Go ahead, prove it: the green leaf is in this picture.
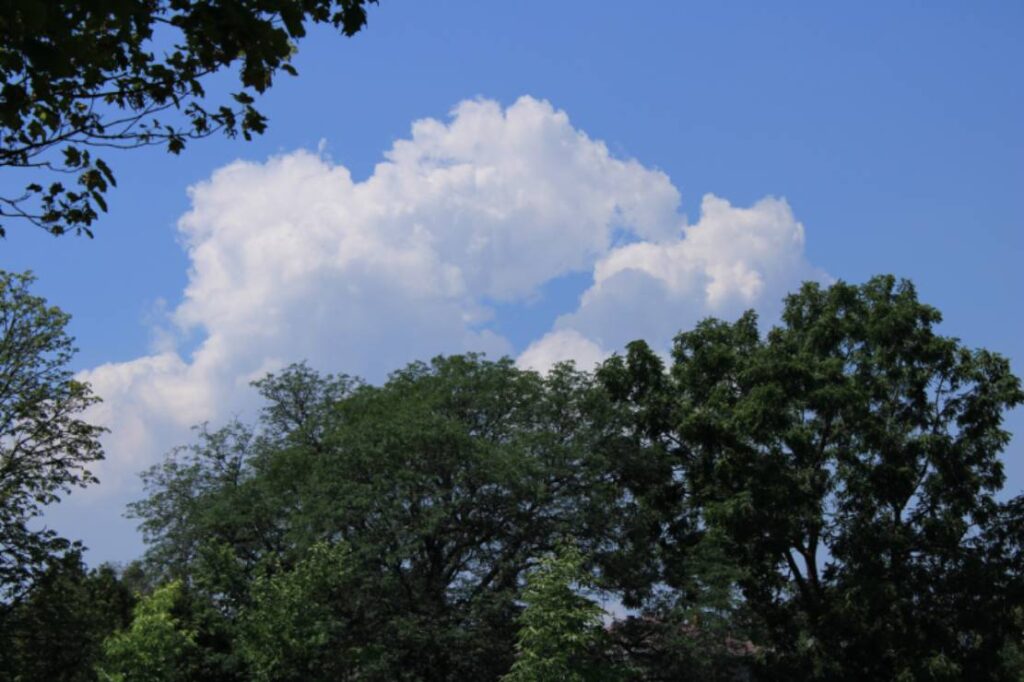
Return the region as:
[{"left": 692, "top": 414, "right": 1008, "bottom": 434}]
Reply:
[{"left": 95, "top": 159, "right": 117, "bottom": 187}]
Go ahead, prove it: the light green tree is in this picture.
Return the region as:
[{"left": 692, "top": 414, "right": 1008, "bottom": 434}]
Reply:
[
  {"left": 502, "top": 545, "right": 620, "bottom": 682},
  {"left": 97, "top": 581, "right": 198, "bottom": 682}
]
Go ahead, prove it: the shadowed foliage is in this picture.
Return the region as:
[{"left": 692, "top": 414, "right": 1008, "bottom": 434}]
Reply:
[{"left": 0, "top": 0, "right": 377, "bottom": 237}]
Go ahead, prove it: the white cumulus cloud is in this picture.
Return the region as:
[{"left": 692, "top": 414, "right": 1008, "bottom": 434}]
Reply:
[{"left": 76, "top": 95, "right": 688, "bottom": 493}]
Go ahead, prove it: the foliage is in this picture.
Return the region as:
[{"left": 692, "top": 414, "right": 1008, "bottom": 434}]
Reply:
[
  {"left": 96, "top": 580, "right": 198, "bottom": 682},
  {"left": 598, "top": 275, "right": 1024, "bottom": 680},
  {"left": 0, "top": 551, "right": 135, "bottom": 681},
  {"left": 128, "top": 419, "right": 261, "bottom": 583},
  {"left": 114, "top": 275, "right": 1024, "bottom": 680},
  {"left": 606, "top": 533, "right": 760, "bottom": 681},
  {"left": 502, "top": 544, "right": 619, "bottom": 682},
  {"left": 238, "top": 541, "right": 372, "bottom": 681},
  {"left": 129, "top": 355, "right": 622, "bottom": 680},
  {"left": 0, "top": 270, "right": 104, "bottom": 600},
  {"left": 0, "top": 0, "right": 377, "bottom": 237}
]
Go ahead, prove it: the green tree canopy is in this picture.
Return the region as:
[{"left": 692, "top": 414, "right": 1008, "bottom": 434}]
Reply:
[
  {"left": 0, "top": 0, "right": 377, "bottom": 237},
  {"left": 598, "top": 275, "right": 1024, "bottom": 680},
  {"left": 0, "top": 551, "right": 135, "bottom": 681},
  {"left": 129, "top": 355, "right": 622, "bottom": 680},
  {"left": 119, "top": 275, "right": 1024, "bottom": 681}
]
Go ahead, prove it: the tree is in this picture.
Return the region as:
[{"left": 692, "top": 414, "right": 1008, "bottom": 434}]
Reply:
[
  {"left": 502, "top": 544, "right": 620, "bottom": 682},
  {"left": 97, "top": 581, "right": 199, "bottom": 682},
  {"left": 0, "top": 270, "right": 105, "bottom": 600},
  {"left": 0, "top": 0, "right": 378, "bottom": 238},
  {"left": 605, "top": 533, "right": 761, "bottom": 681},
  {"left": 598, "top": 275, "right": 1024, "bottom": 680},
  {"left": 119, "top": 276, "right": 1023, "bottom": 679},
  {"left": 0, "top": 550, "right": 135, "bottom": 681},
  {"left": 129, "top": 356, "right": 622, "bottom": 680},
  {"left": 238, "top": 541, "right": 373, "bottom": 681}
]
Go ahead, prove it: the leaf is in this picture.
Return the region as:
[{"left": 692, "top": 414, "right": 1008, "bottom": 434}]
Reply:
[
  {"left": 90, "top": 190, "right": 108, "bottom": 213},
  {"left": 95, "top": 159, "right": 117, "bottom": 187},
  {"left": 63, "top": 147, "right": 82, "bottom": 168},
  {"left": 280, "top": 6, "right": 306, "bottom": 38}
]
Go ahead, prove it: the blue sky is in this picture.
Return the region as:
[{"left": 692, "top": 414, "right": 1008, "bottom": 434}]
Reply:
[{"left": 2, "top": 1, "right": 1022, "bottom": 565}]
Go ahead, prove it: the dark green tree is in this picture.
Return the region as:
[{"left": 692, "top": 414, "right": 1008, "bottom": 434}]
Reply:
[
  {"left": 121, "top": 276, "right": 1022, "bottom": 680},
  {"left": 129, "top": 356, "right": 622, "bottom": 680},
  {"left": 598, "top": 275, "right": 1024, "bottom": 680},
  {"left": 0, "top": 0, "right": 377, "bottom": 237},
  {"left": 128, "top": 364, "right": 361, "bottom": 591},
  {"left": 0, "top": 270, "right": 105, "bottom": 600},
  {"left": 605, "top": 533, "right": 761, "bottom": 681},
  {"left": 0, "top": 551, "right": 135, "bottom": 681}
]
